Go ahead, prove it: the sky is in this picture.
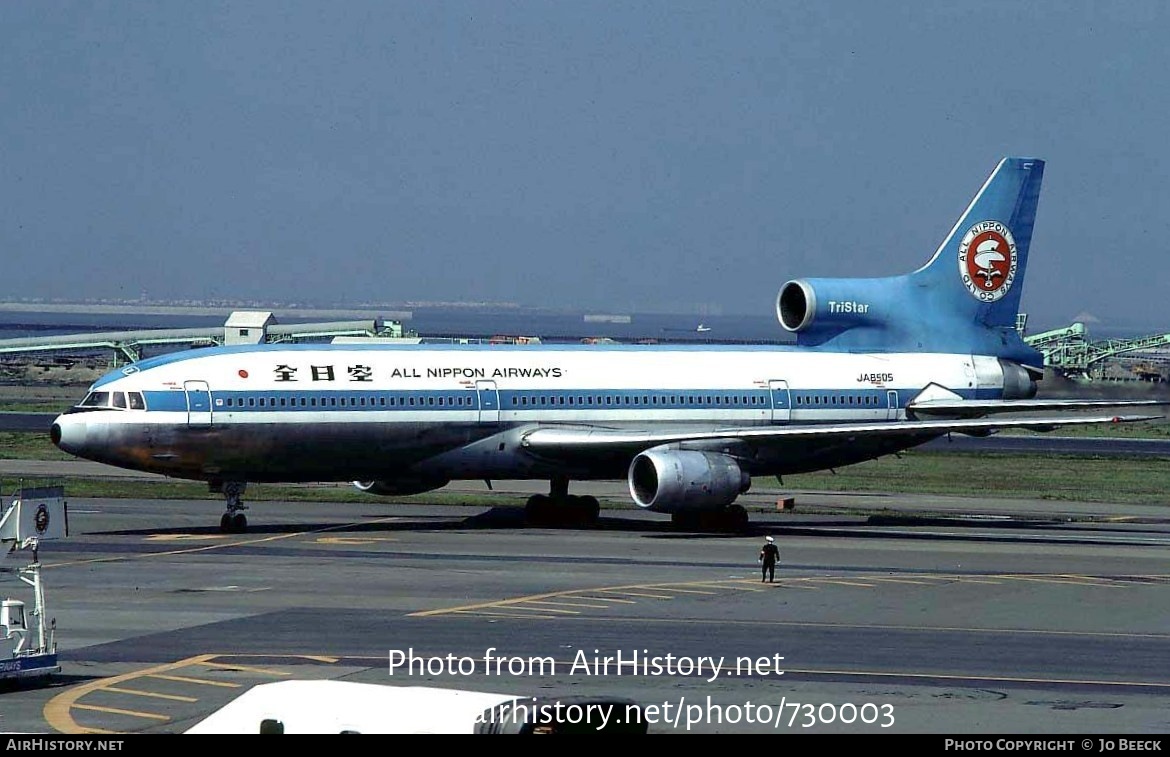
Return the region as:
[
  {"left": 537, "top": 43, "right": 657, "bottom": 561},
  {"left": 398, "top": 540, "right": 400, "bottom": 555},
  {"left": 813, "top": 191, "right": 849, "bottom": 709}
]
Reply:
[{"left": 3, "top": 1, "right": 1169, "bottom": 330}]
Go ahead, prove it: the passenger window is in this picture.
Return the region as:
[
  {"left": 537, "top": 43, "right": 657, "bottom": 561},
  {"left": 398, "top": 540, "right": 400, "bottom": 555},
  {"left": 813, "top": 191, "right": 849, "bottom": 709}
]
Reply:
[{"left": 112, "top": 392, "right": 127, "bottom": 409}]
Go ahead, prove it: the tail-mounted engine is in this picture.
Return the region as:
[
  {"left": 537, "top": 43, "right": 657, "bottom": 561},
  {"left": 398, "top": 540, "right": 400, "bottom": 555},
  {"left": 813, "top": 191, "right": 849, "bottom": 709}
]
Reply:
[{"left": 776, "top": 277, "right": 903, "bottom": 346}]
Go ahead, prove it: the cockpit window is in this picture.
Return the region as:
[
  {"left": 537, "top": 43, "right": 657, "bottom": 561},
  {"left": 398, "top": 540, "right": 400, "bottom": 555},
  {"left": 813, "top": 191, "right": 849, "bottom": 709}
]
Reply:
[
  {"left": 80, "top": 391, "right": 110, "bottom": 408},
  {"left": 112, "top": 392, "right": 127, "bottom": 409},
  {"left": 128, "top": 392, "right": 146, "bottom": 410}
]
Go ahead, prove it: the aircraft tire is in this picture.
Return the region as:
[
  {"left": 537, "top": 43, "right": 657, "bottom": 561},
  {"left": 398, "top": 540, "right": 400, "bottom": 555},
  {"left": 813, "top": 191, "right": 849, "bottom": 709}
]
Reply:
[
  {"left": 525, "top": 494, "right": 552, "bottom": 525},
  {"left": 231, "top": 513, "right": 248, "bottom": 533},
  {"left": 725, "top": 504, "right": 749, "bottom": 532},
  {"left": 578, "top": 495, "right": 600, "bottom": 523}
]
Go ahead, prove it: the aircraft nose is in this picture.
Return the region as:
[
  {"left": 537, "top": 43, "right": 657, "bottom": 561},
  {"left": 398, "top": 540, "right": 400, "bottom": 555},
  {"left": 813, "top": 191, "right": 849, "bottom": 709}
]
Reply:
[{"left": 51, "top": 415, "right": 87, "bottom": 455}]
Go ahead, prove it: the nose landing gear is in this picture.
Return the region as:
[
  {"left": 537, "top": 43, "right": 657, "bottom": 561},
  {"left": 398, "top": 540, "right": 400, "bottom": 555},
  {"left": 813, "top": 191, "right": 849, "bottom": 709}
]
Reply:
[{"left": 214, "top": 481, "right": 249, "bottom": 533}]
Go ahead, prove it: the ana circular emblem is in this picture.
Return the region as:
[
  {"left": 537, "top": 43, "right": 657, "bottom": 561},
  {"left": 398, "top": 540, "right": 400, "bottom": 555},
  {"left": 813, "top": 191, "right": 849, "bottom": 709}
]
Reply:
[
  {"left": 957, "top": 220, "right": 1018, "bottom": 302},
  {"left": 34, "top": 504, "right": 50, "bottom": 534}
]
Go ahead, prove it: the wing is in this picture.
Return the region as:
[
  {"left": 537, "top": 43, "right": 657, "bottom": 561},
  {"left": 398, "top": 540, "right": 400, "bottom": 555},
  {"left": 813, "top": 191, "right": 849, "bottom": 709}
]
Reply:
[{"left": 521, "top": 413, "right": 1162, "bottom": 456}]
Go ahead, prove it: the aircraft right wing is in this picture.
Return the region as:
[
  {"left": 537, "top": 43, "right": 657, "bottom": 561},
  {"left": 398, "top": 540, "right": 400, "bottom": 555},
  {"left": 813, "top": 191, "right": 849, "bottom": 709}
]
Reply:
[{"left": 520, "top": 413, "right": 1163, "bottom": 455}]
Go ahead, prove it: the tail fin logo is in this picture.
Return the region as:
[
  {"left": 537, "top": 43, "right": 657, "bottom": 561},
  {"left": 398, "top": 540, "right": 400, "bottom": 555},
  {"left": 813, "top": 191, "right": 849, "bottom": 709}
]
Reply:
[{"left": 958, "top": 220, "right": 1018, "bottom": 302}]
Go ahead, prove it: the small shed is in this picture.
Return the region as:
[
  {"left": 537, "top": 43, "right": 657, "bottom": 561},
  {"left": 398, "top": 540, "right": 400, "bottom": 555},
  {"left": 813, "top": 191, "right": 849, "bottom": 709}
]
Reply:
[{"left": 224, "top": 311, "right": 277, "bottom": 345}]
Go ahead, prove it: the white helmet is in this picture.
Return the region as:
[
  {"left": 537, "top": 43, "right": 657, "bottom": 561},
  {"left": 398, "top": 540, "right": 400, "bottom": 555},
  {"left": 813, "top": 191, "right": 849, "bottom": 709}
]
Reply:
[{"left": 765, "top": 536, "right": 775, "bottom": 543}]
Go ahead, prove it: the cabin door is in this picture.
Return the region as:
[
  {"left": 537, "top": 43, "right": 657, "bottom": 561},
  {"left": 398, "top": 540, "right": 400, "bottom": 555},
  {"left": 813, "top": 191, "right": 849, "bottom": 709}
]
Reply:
[
  {"left": 184, "top": 380, "right": 213, "bottom": 428},
  {"left": 886, "top": 390, "right": 900, "bottom": 421},
  {"left": 769, "top": 380, "right": 791, "bottom": 424},
  {"left": 476, "top": 380, "right": 500, "bottom": 424}
]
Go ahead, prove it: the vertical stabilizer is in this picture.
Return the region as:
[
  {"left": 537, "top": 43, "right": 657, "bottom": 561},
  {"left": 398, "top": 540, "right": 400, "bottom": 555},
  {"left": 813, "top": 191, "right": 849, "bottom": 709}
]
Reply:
[
  {"left": 775, "top": 157, "right": 1045, "bottom": 365},
  {"left": 910, "top": 157, "right": 1044, "bottom": 330}
]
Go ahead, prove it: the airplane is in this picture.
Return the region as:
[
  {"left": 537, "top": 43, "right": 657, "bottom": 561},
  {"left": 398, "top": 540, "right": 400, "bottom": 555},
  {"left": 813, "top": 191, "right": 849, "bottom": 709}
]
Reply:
[{"left": 50, "top": 157, "right": 1166, "bottom": 533}]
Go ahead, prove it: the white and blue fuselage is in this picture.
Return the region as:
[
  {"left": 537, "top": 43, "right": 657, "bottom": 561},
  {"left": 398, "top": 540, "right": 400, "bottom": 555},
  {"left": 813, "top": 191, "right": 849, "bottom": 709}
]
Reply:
[{"left": 52, "top": 342, "right": 1013, "bottom": 484}]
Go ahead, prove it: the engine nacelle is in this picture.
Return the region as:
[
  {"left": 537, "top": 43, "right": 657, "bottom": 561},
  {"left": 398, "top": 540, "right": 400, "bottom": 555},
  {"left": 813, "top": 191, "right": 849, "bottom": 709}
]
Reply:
[
  {"left": 776, "top": 277, "right": 899, "bottom": 338},
  {"left": 352, "top": 478, "right": 449, "bottom": 496},
  {"left": 1000, "top": 359, "right": 1038, "bottom": 399},
  {"left": 628, "top": 450, "right": 750, "bottom": 513}
]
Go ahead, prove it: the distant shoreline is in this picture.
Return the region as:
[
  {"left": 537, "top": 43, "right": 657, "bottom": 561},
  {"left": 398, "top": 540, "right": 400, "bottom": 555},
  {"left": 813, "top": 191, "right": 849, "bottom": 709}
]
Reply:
[{"left": 0, "top": 302, "right": 414, "bottom": 321}]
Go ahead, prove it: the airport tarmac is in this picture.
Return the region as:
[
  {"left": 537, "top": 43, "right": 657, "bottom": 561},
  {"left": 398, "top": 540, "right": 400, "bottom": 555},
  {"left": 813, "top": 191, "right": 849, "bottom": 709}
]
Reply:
[{"left": 2, "top": 486, "right": 1170, "bottom": 735}]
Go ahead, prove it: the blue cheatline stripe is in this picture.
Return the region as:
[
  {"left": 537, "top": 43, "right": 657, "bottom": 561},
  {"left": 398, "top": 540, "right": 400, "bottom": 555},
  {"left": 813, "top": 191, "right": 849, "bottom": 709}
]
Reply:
[{"left": 137, "top": 386, "right": 986, "bottom": 414}]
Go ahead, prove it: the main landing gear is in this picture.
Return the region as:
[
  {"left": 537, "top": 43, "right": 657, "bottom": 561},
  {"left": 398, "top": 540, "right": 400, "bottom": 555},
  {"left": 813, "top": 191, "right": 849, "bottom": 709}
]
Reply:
[
  {"left": 215, "top": 481, "right": 249, "bottom": 534},
  {"left": 670, "top": 504, "right": 749, "bottom": 532},
  {"left": 524, "top": 476, "right": 601, "bottom": 527}
]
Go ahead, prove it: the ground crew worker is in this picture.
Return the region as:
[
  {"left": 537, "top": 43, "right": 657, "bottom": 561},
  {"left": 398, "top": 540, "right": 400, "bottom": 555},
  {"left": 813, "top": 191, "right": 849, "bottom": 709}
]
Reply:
[{"left": 759, "top": 535, "right": 780, "bottom": 583}]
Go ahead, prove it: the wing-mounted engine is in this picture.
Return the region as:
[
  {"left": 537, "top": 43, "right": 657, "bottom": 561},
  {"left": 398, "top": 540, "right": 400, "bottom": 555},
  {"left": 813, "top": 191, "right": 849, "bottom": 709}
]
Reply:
[
  {"left": 352, "top": 478, "right": 449, "bottom": 496},
  {"left": 776, "top": 277, "right": 906, "bottom": 348},
  {"left": 627, "top": 449, "right": 750, "bottom": 513}
]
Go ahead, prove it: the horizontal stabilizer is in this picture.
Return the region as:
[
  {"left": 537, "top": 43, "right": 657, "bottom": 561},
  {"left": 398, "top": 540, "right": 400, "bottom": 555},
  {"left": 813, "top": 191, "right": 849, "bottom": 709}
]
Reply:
[{"left": 907, "top": 398, "right": 1170, "bottom": 420}]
